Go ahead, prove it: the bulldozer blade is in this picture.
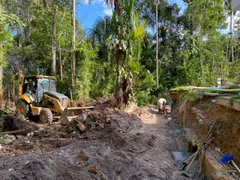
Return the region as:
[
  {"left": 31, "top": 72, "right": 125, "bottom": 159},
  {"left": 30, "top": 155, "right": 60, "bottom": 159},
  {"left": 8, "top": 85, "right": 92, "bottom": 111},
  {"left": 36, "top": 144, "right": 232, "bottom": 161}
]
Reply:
[
  {"left": 60, "top": 106, "right": 94, "bottom": 126},
  {"left": 60, "top": 108, "right": 70, "bottom": 126}
]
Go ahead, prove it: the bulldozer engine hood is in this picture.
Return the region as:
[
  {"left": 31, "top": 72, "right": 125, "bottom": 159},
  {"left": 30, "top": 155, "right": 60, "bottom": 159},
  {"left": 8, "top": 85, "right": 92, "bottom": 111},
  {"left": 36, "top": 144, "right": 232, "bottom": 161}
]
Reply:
[
  {"left": 44, "top": 91, "right": 69, "bottom": 106},
  {"left": 44, "top": 91, "right": 68, "bottom": 100}
]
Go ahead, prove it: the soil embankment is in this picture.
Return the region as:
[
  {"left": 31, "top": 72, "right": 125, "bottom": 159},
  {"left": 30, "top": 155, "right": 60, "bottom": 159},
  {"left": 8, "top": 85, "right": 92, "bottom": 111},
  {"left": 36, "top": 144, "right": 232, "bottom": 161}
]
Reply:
[{"left": 176, "top": 96, "right": 240, "bottom": 179}]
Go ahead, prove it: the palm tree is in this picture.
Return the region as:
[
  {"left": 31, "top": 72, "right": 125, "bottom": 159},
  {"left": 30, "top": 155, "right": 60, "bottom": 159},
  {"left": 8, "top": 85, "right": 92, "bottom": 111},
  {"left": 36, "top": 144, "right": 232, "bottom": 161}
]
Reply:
[
  {"left": 88, "top": 16, "right": 112, "bottom": 47},
  {"left": 94, "top": 0, "right": 146, "bottom": 106},
  {"left": 105, "top": 0, "right": 124, "bottom": 107},
  {"left": 31, "top": 0, "right": 48, "bottom": 7}
]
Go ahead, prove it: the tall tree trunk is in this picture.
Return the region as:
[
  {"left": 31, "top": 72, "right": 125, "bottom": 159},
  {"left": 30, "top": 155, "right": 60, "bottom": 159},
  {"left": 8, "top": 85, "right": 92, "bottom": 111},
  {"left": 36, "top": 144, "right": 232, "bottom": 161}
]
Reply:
[
  {"left": 59, "top": 47, "right": 63, "bottom": 81},
  {"left": 199, "top": 0, "right": 209, "bottom": 85},
  {"left": 0, "top": 66, "right": 3, "bottom": 108},
  {"left": 62, "top": 55, "right": 66, "bottom": 78},
  {"left": 52, "top": 4, "right": 57, "bottom": 76},
  {"left": 7, "top": 85, "right": 10, "bottom": 106},
  {"left": 12, "top": 79, "right": 15, "bottom": 101},
  {"left": 230, "top": 9, "right": 234, "bottom": 62},
  {"left": 71, "top": 0, "right": 76, "bottom": 87},
  {"left": 156, "top": 0, "right": 159, "bottom": 88},
  {"left": 0, "top": 43, "right": 2, "bottom": 107},
  {"left": 115, "top": 48, "right": 122, "bottom": 107},
  {"left": 58, "top": 8, "right": 66, "bottom": 81},
  {"left": 113, "top": 0, "right": 123, "bottom": 107},
  {"left": 24, "top": 1, "right": 32, "bottom": 42}
]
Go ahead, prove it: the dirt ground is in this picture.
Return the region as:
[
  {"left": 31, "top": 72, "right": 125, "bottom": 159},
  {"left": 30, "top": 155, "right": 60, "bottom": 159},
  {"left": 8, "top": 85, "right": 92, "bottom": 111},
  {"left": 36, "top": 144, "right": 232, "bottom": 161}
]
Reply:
[{"left": 0, "top": 102, "right": 190, "bottom": 180}]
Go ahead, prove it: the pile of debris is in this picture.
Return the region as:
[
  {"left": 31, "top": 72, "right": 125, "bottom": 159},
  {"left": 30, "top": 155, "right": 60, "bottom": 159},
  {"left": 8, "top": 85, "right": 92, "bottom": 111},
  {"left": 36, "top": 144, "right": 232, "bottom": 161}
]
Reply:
[{"left": 67, "top": 110, "right": 110, "bottom": 133}]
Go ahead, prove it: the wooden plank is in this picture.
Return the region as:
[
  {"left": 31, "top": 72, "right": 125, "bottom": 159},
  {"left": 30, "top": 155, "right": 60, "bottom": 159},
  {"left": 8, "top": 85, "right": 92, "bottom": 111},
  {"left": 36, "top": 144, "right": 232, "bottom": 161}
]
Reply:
[{"left": 67, "top": 106, "right": 94, "bottom": 110}]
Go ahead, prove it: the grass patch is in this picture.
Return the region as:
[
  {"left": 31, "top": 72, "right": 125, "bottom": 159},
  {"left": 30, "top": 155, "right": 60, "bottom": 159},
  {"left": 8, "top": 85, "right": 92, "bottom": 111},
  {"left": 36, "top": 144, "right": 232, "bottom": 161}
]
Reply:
[
  {"left": 230, "top": 95, "right": 240, "bottom": 106},
  {"left": 226, "top": 85, "right": 240, "bottom": 89},
  {"left": 230, "top": 95, "right": 240, "bottom": 100},
  {"left": 0, "top": 135, "right": 9, "bottom": 144},
  {"left": 170, "top": 86, "right": 196, "bottom": 92},
  {"left": 204, "top": 90, "right": 226, "bottom": 94},
  {"left": 180, "top": 90, "right": 200, "bottom": 103}
]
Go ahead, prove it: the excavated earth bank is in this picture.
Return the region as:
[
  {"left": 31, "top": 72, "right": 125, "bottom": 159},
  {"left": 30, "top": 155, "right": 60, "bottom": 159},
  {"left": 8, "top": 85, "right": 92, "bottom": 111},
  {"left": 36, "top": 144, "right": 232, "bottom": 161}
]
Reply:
[{"left": 176, "top": 96, "right": 240, "bottom": 180}]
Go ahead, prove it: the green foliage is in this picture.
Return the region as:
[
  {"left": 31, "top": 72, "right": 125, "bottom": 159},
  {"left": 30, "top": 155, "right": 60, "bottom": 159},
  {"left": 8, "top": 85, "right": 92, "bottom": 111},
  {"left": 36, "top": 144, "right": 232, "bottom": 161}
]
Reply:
[
  {"left": 180, "top": 90, "right": 200, "bottom": 103},
  {"left": 226, "top": 85, "right": 240, "bottom": 89},
  {"left": 170, "top": 86, "right": 196, "bottom": 92},
  {"left": 230, "top": 95, "right": 240, "bottom": 100},
  {"left": 230, "top": 95, "right": 240, "bottom": 106},
  {"left": 90, "top": 61, "right": 116, "bottom": 98},
  {"left": 129, "top": 61, "right": 156, "bottom": 105},
  {"left": 73, "top": 41, "right": 97, "bottom": 99},
  {"left": 204, "top": 90, "right": 226, "bottom": 94},
  {"left": 0, "top": 8, "right": 22, "bottom": 66},
  {"left": 0, "top": 134, "right": 9, "bottom": 144},
  {"left": 1, "top": 0, "right": 240, "bottom": 107}
]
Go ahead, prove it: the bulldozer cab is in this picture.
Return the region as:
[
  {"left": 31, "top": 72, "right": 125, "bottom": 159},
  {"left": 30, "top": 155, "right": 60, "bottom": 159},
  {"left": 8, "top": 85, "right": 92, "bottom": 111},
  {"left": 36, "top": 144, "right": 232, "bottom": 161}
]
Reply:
[
  {"left": 22, "top": 76, "right": 57, "bottom": 105},
  {"left": 37, "top": 78, "right": 56, "bottom": 104}
]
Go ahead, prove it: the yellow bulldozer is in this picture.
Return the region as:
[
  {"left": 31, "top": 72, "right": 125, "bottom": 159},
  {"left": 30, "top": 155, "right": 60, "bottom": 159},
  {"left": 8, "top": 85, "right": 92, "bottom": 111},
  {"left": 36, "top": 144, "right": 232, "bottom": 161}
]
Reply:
[{"left": 17, "top": 74, "right": 93, "bottom": 125}]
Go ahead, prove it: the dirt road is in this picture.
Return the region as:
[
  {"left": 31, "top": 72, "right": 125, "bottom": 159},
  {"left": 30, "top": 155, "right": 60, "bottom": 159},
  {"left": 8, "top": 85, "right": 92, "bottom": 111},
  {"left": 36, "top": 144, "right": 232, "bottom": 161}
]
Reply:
[{"left": 0, "top": 104, "right": 188, "bottom": 180}]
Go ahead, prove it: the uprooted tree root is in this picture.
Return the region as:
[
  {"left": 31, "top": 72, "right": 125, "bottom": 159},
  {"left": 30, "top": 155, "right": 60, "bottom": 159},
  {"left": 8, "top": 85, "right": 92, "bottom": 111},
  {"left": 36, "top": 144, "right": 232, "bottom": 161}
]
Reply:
[{"left": 67, "top": 110, "right": 110, "bottom": 133}]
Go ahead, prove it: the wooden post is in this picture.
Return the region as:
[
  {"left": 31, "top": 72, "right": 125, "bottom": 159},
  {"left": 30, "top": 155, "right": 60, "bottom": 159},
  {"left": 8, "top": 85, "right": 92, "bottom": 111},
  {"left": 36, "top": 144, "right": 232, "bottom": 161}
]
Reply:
[{"left": 18, "top": 71, "right": 23, "bottom": 97}]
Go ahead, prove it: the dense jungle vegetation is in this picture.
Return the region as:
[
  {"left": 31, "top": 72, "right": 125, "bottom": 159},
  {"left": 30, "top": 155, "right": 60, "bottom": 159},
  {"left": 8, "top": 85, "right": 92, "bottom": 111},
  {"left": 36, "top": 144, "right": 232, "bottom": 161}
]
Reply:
[{"left": 0, "top": 0, "right": 239, "bottom": 106}]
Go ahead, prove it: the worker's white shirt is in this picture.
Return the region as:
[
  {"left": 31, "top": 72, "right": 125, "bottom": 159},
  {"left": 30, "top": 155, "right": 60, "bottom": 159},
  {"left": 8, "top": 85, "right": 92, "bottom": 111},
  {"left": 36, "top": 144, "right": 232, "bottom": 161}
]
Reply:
[{"left": 157, "top": 98, "right": 166, "bottom": 109}]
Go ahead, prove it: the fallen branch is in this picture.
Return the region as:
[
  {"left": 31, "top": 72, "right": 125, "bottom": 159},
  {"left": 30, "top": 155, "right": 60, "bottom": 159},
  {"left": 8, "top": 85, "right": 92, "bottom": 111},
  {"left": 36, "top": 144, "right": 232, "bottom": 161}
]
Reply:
[{"left": 0, "top": 129, "right": 27, "bottom": 135}]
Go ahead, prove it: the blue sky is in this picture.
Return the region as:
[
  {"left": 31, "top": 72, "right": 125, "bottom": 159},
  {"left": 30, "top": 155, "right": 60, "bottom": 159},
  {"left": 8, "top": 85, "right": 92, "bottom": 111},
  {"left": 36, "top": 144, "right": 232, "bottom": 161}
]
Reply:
[
  {"left": 76, "top": 0, "right": 113, "bottom": 32},
  {"left": 76, "top": 0, "right": 187, "bottom": 33}
]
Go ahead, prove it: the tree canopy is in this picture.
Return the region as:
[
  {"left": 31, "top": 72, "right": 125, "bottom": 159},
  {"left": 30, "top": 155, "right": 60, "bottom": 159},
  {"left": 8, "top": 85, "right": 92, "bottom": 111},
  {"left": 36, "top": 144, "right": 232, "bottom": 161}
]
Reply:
[{"left": 0, "top": 0, "right": 240, "bottom": 106}]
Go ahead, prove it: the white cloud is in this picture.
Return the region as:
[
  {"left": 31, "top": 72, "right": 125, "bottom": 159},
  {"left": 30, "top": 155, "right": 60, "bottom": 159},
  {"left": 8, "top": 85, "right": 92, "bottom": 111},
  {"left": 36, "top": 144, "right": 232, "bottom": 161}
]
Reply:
[
  {"left": 168, "top": 0, "right": 187, "bottom": 15},
  {"left": 81, "top": 0, "right": 89, "bottom": 5},
  {"left": 96, "top": 0, "right": 105, "bottom": 4},
  {"left": 100, "top": 0, "right": 113, "bottom": 16},
  {"left": 103, "top": 8, "right": 113, "bottom": 16},
  {"left": 80, "top": 0, "right": 113, "bottom": 16},
  {"left": 81, "top": 0, "right": 105, "bottom": 5}
]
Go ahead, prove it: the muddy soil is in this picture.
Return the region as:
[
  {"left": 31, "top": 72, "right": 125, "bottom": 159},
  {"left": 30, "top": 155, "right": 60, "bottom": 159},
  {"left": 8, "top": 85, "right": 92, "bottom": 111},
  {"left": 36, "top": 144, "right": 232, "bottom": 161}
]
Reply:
[{"left": 0, "top": 104, "right": 188, "bottom": 180}]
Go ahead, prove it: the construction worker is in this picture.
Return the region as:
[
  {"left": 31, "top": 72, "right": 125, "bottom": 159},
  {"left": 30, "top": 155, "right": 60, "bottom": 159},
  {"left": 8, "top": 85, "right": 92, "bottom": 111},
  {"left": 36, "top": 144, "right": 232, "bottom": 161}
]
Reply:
[{"left": 157, "top": 98, "right": 167, "bottom": 114}]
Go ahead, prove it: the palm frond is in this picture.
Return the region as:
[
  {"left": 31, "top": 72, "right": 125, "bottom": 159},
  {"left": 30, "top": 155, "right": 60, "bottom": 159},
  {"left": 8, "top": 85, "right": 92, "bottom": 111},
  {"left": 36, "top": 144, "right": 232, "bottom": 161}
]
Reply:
[
  {"left": 105, "top": 0, "right": 114, "bottom": 7},
  {"left": 31, "top": 0, "right": 48, "bottom": 8}
]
